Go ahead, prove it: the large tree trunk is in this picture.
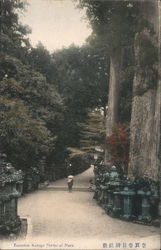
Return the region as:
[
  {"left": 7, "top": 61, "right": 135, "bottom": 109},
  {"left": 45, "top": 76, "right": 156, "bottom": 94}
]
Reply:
[
  {"left": 158, "top": 0, "right": 161, "bottom": 225},
  {"left": 105, "top": 47, "right": 122, "bottom": 168},
  {"left": 128, "top": 1, "right": 160, "bottom": 181}
]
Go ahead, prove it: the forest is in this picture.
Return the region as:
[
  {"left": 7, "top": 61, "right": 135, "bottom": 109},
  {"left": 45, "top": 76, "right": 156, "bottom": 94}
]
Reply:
[{"left": 0, "top": 0, "right": 160, "bottom": 191}]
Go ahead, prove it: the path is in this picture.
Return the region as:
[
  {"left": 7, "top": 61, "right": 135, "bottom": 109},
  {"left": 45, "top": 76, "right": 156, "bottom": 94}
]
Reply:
[{"left": 1, "top": 167, "right": 160, "bottom": 250}]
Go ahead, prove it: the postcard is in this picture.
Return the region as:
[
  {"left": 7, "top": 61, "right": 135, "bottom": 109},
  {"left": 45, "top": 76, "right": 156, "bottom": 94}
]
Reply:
[{"left": 0, "top": 0, "right": 160, "bottom": 249}]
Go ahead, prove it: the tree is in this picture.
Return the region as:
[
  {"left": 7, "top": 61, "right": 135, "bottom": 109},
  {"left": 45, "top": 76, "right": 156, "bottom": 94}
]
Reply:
[
  {"left": 80, "top": 109, "right": 105, "bottom": 153},
  {"left": 0, "top": 91, "right": 54, "bottom": 171},
  {"left": 26, "top": 43, "right": 110, "bottom": 148},
  {"left": 26, "top": 42, "right": 51, "bottom": 77},
  {"left": 0, "top": 53, "right": 65, "bottom": 177},
  {"left": 128, "top": 0, "right": 160, "bottom": 181},
  {"left": 78, "top": 0, "right": 138, "bottom": 167},
  {"left": 79, "top": 0, "right": 160, "bottom": 181},
  {"left": 0, "top": 0, "right": 67, "bottom": 179},
  {"left": 52, "top": 45, "right": 109, "bottom": 147},
  {"left": 0, "top": 0, "right": 31, "bottom": 61}
]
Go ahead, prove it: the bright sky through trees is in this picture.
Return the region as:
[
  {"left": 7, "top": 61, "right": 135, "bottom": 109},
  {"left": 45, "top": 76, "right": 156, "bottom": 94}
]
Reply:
[{"left": 19, "top": 0, "right": 91, "bottom": 52}]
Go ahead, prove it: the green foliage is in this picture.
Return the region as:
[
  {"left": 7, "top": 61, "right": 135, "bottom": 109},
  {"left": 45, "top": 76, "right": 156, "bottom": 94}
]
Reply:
[
  {"left": 26, "top": 43, "right": 109, "bottom": 148},
  {"left": 29, "top": 44, "right": 109, "bottom": 111},
  {"left": 26, "top": 42, "right": 51, "bottom": 77},
  {"left": 80, "top": 109, "right": 105, "bottom": 152},
  {"left": 3, "top": 0, "right": 157, "bottom": 181},
  {"left": 0, "top": 55, "right": 64, "bottom": 175},
  {"left": 0, "top": 0, "right": 31, "bottom": 61},
  {"left": 0, "top": 153, "right": 23, "bottom": 187},
  {"left": 51, "top": 45, "right": 109, "bottom": 147},
  {"left": 68, "top": 151, "right": 91, "bottom": 176},
  {"left": 78, "top": 0, "right": 139, "bottom": 124},
  {"left": 0, "top": 83, "right": 50, "bottom": 170},
  {"left": 0, "top": 0, "right": 109, "bottom": 179},
  {"left": 78, "top": 0, "right": 139, "bottom": 50}
]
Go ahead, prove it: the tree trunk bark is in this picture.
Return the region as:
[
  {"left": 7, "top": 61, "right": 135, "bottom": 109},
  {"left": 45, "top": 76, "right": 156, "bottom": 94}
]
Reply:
[
  {"left": 128, "top": 1, "right": 160, "bottom": 181},
  {"left": 105, "top": 47, "right": 122, "bottom": 168},
  {"left": 158, "top": 0, "right": 161, "bottom": 226}
]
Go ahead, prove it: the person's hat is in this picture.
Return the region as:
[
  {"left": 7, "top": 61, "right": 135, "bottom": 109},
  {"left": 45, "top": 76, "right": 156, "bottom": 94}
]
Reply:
[{"left": 68, "top": 175, "right": 74, "bottom": 179}]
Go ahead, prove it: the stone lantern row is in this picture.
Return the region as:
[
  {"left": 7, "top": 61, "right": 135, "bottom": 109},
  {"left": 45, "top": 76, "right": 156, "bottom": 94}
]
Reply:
[{"left": 93, "top": 155, "right": 160, "bottom": 226}]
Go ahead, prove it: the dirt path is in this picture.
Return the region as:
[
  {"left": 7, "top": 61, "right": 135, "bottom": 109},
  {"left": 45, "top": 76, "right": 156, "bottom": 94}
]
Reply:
[{"left": 1, "top": 167, "right": 160, "bottom": 250}]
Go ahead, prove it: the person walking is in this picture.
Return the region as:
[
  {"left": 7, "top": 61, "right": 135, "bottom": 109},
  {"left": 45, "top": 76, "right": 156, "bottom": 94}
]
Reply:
[{"left": 67, "top": 175, "right": 74, "bottom": 192}]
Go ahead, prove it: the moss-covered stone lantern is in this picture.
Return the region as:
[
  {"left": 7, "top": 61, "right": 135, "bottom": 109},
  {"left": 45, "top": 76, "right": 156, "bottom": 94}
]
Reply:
[
  {"left": 0, "top": 154, "right": 23, "bottom": 235},
  {"left": 107, "top": 166, "right": 122, "bottom": 217}
]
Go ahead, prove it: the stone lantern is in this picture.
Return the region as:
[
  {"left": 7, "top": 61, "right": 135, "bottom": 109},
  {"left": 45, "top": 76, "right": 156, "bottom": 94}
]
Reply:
[
  {"left": 121, "top": 180, "right": 135, "bottom": 220},
  {"left": 150, "top": 181, "right": 159, "bottom": 224},
  {"left": 137, "top": 189, "right": 151, "bottom": 222},
  {"left": 0, "top": 154, "right": 23, "bottom": 235},
  {"left": 107, "top": 166, "right": 123, "bottom": 217}
]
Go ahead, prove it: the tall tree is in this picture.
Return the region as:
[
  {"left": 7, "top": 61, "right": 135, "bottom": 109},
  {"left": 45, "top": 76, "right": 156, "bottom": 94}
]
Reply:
[
  {"left": 128, "top": 0, "right": 160, "bottom": 181},
  {"left": 26, "top": 42, "right": 51, "bottom": 77},
  {"left": 78, "top": 0, "right": 138, "bottom": 167},
  {"left": 0, "top": 0, "right": 66, "bottom": 179},
  {"left": 0, "top": 57, "right": 64, "bottom": 174},
  {"left": 27, "top": 43, "right": 110, "bottom": 147},
  {"left": 0, "top": 0, "right": 31, "bottom": 61}
]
